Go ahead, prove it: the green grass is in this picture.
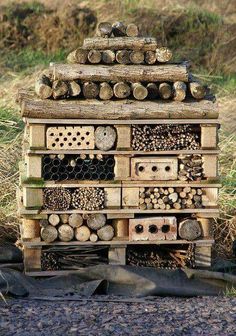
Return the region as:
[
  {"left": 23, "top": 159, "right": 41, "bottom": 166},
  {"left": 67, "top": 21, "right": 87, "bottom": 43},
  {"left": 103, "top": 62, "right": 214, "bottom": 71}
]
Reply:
[
  {"left": 0, "top": 48, "right": 66, "bottom": 74},
  {"left": 225, "top": 286, "right": 236, "bottom": 297},
  {"left": 0, "top": 106, "right": 24, "bottom": 144}
]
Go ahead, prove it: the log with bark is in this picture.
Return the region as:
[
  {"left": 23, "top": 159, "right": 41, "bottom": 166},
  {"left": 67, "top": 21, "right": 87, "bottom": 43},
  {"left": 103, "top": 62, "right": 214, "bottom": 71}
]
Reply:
[
  {"left": 51, "top": 63, "right": 189, "bottom": 82},
  {"left": 83, "top": 37, "right": 158, "bottom": 51},
  {"left": 159, "top": 82, "right": 172, "bottom": 99},
  {"left": 99, "top": 82, "right": 113, "bottom": 100},
  {"left": 82, "top": 82, "right": 99, "bottom": 99},
  {"left": 88, "top": 50, "right": 102, "bottom": 64},
  {"left": 96, "top": 22, "right": 113, "bottom": 37},
  {"left": 35, "top": 74, "right": 52, "bottom": 99},
  {"left": 131, "top": 82, "right": 148, "bottom": 100},
  {"left": 113, "top": 82, "right": 131, "bottom": 98},
  {"left": 67, "top": 48, "right": 88, "bottom": 64},
  {"left": 173, "top": 81, "right": 187, "bottom": 102},
  {"left": 178, "top": 219, "right": 202, "bottom": 240},
  {"left": 129, "top": 51, "right": 144, "bottom": 64},
  {"left": 52, "top": 80, "right": 68, "bottom": 99},
  {"left": 19, "top": 90, "right": 219, "bottom": 119},
  {"left": 116, "top": 50, "right": 130, "bottom": 64},
  {"left": 102, "top": 50, "right": 116, "bottom": 64}
]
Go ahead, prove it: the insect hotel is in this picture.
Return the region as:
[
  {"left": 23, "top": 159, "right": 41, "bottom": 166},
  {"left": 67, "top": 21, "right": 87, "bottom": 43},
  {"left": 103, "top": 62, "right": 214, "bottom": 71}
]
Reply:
[{"left": 17, "top": 22, "right": 220, "bottom": 276}]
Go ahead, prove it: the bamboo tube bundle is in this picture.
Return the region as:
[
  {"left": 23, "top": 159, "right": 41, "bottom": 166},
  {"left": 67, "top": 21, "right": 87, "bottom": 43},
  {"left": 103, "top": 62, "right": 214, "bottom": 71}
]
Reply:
[
  {"left": 178, "top": 154, "right": 204, "bottom": 181},
  {"left": 43, "top": 188, "right": 71, "bottom": 211},
  {"left": 42, "top": 154, "right": 115, "bottom": 181},
  {"left": 139, "top": 186, "right": 203, "bottom": 210},
  {"left": 71, "top": 187, "right": 105, "bottom": 210},
  {"left": 131, "top": 124, "right": 200, "bottom": 151}
]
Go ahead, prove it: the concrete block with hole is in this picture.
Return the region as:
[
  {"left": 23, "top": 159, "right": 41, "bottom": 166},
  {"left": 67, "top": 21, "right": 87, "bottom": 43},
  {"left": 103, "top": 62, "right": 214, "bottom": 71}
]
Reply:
[
  {"left": 131, "top": 157, "right": 178, "bottom": 180},
  {"left": 129, "top": 216, "right": 177, "bottom": 241}
]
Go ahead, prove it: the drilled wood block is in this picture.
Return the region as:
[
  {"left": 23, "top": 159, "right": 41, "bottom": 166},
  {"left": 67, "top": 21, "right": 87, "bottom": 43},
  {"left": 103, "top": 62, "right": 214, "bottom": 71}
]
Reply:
[
  {"left": 46, "top": 126, "right": 95, "bottom": 150},
  {"left": 131, "top": 157, "right": 178, "bottom": 180},
  {"left": 129, "top": 216, "right": 177, "bottom": 241}
]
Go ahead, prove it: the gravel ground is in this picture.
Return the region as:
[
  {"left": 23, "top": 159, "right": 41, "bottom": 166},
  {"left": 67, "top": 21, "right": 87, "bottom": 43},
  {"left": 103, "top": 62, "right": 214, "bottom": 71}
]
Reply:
[{"left": 0, "top": 296, "right": 236, "bottom": 336}]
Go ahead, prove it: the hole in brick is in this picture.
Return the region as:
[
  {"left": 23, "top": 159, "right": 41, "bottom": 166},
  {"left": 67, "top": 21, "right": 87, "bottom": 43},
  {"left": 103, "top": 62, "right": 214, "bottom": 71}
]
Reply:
[
  {"left": 50, "top": 133, "right": 54, "bottom": 136},
  {"left": 64, "top": 137, "right": 67, "bottom": 141},
  {"left": 149, "top": 224, "right": 158, "bottom": 234},
  {"left": 86, "top": 142, "right": 90, "bottom": 145},
  {"left": 59, "top": 133, "right": 63, "bottom": 136},
  {"left": 152, "top": 166, "right": 158, "bottom": 172},
  {"left": 55, "top": 138, "right": 59, "bottom": 142},
  {"left": 68, "top": 132, "right": 72, "bottom": 136},
  {"left": 81, "top": 137, "right": 85, "bottom": 140},
  {"left": 60, "top": 143, "right": 64, "bottom": 147},
  {"left": 138, "top": 166, "right": 144, "bottom": 172},
  {"left": 162, "top": 225, "right": 170, "bottom": 233},
  {"left": 52, "top": 143, "right": 55, "bottom": 147},
  {"left": 68, "top": 143, "right": 72, "bottom": 146},
  {"left": 165, "top": 166, "right": 171, "bottom": 171},
  {"left": 86, "top": 132, "right": 90, "bottom": 135},
  {"left": 77, "top": 142, "right": 81, "bottom": 146},
  {"left": 72, "top": 137, "right": 76, "bottom": 141},
  {"left": 77, "top": 132, "right": 81, "bottom": 136},
  {"left": 135, "top": 224, "right": 143, "bottom": 234}
]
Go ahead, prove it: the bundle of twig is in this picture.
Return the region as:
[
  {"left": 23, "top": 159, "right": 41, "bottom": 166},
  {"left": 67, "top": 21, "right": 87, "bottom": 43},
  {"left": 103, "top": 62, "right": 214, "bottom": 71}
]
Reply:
[
  {"left": 43, "top": 188, "right": 71, "bottom": 211},
  {"left": 131, "top": 124, "right": 200, "bottom": 151},
  {"left": 71, "top": 187, "right": 105, "bottom": 211}
]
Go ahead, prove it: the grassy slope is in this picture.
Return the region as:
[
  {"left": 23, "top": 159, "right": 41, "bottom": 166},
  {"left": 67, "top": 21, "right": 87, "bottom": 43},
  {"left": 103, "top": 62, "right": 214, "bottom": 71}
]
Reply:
[{"left": 0, "top": 0, "right": 235, "bottom": 257}]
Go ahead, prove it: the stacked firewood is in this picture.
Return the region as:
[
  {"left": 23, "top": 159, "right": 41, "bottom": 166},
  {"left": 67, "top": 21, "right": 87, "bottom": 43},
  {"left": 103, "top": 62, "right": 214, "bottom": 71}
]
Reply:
[
  {"left": 40, "top": 213, "right": 114, "bottom": 243},
  {"left": 132, "top": 125, "right": 200, "bottom": 151},
  {"left": 178, "top": 154, "right": 204, "bottom": 181},
  {"left": 41, "top": 246, "right": 108, "bottom": 271},
  {"left": 43, "top": 187, "right": 105, "bottom": 211},
  {"left": 127, "top": 244, "right": 195, "bottom": 269},
  {"left": 139, "top": 187, "right": 203, "bottom": 210}
]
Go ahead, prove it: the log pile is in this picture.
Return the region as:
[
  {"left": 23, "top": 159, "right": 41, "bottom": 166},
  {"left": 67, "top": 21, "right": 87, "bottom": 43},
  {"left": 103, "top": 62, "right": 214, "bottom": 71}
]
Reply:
[
  {"left": 139, "top": 187, "right": 203, "bottom": 210},
  {"left": 40, "top": 213, "right": 114, "bottom": 243},
  {"left": 178, "top": 154, "right": 203, "bottom": 181},
  {"left": 132, "top": 125, "right": 200, "bottom": 151}
]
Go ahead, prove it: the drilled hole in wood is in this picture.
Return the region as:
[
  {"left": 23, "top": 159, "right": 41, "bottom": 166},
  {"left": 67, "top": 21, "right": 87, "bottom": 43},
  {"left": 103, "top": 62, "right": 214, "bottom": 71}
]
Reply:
[
  {"left": 149, "top": 224, "right": 158, "bottom": 234},
  {"left": 152, "top": 166, "right": 158, "bottom": 172},
  {"left": 165, "top": 166, "right": 171, "bottom": 171},
  {"left": 135, "top": 225, "right": 143, "bottom": 233},
  {"left": 162, "top": 225, "right": 170, "bottom": 233}
]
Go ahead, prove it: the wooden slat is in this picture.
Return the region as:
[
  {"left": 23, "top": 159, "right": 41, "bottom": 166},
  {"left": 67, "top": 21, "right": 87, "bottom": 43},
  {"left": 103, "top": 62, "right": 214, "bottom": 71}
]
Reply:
[
  {"left": 22, "top": 238, "right": 214, "bottom": 247},
  {"left": 25, "top": 118, "right": 220, "bottom": 125}
]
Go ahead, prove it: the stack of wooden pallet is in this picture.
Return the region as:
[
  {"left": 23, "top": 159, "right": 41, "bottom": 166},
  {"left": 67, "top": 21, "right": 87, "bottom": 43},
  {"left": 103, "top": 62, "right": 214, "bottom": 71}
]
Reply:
[{"left": 17, "top": 21, "right": 220, "bottom": 276}]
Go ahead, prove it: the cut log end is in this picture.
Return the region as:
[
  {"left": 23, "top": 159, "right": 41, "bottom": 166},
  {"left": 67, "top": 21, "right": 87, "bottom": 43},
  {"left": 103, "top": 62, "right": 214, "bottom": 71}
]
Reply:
[
  {"left": 126, "top": 23, "right": 139, "bottom": 37},
  {"left": 96, "top": 22, "right": 112, "bottom": 37},
  {"left": 178, "top": 219, "right": 202, "bottom": 240},
  {"left": 75, "top": 225, "right": 91, "bottom": 242},
  {"left": 97, "top": 225, "right": 114, "bottom": 241},
  {"left": 156, "top": 47, "right": 172, "bottom": 63}
]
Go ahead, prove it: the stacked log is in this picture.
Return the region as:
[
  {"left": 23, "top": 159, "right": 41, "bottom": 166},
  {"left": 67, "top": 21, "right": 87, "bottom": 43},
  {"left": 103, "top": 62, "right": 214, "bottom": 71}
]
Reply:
[
  {"left": 39, "top": 213, "right": 114, "bottom": 243},
  {"left": 131, "top": 125, "right": 200, "bottom": 151},
  {"left": 139, "top": 187, "right": 203, "bottom": 210},
  {"left": 178, "top": 154, "right": 203, "bottom": 181}
]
